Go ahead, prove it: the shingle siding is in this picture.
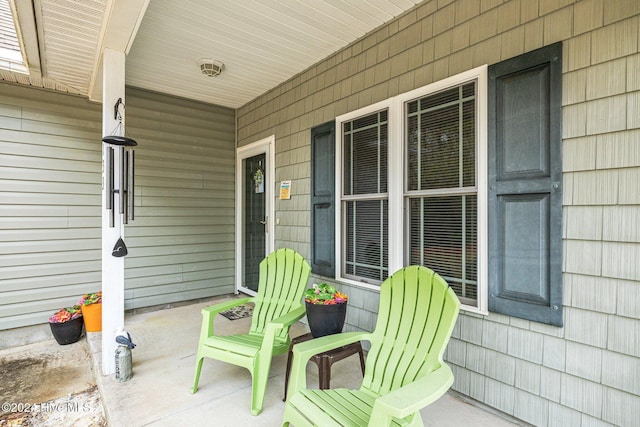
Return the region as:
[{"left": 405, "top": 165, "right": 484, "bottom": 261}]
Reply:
[
  {"left": 236, "top": 1, "right": 640, "bottom": 425},
  {"left": 514, "top": 389, "right": 549, "bottom": 427},
  {"left": 238, "top": 0, "right": 640, "bottom": 426},
  {"left": 601, "top": 131, "right": 633, "bottom": 167}
]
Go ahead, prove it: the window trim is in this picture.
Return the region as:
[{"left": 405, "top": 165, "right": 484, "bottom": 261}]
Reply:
[
  {"left": 335, "top": 99, "right": 391, "bottom": 290},
  {"left": 397, "top": 65, "right": 488, "bottom": 315},
  {"left": 334, "top": 65, "right": 488, "bottom": 314}
]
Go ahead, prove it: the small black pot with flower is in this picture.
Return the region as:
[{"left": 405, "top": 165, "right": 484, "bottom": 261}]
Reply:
[
  {"left": 304, "top": 283, "right": 348, "bottom": 338},
  {"left": 48, "top": 305, "right": 84, "bottom": 345}
]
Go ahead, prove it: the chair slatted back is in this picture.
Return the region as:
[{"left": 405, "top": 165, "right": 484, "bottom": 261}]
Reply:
[
  {"left": 249, "top": 248, "right": 311, "bottom": 340},
  {"left": 362, "top": 266, "right": 460, "bottom": 396}
]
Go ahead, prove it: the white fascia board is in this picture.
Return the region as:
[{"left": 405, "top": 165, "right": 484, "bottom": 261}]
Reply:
[{"left": 9, "top": 0, "right": 39, "bottom": 75}]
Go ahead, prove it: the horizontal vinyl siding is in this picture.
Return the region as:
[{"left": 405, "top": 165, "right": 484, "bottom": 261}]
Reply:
[
  {"left": 0, "top": 83, "right": 236, "bottom": 330},
  {"left": 123, "top": 88, "right": 236, "bottom": 309},
  {"left": 0, "top": 84, "right": 102, "bottom": 330}
]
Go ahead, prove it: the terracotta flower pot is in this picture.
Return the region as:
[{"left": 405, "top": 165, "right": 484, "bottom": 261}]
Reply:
[
  {"left": 81, "top": 303, "right": 102, "bottom": 332},
  {"left": 305, "top": 302, "right": 347, "bottom": 338},
  {"left": 50, "top": 316, "right": 84, "bottom": 345}
]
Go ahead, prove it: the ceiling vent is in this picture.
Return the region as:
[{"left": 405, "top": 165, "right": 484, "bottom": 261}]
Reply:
[{"left": 198, "top": 58, "right": 225, "bottom": 77}]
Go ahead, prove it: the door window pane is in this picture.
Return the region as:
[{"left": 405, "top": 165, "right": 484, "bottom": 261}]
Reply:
[{"left": 243, "top": 154, "right": 266, "bottom": 291}]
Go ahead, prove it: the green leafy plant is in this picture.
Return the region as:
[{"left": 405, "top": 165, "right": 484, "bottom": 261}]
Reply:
[
  {"left": 304, "top": 283, "right": 348, "bottom": 305},
  {"left": 78, "top": 291, "right": 102, "bottom": 306}
]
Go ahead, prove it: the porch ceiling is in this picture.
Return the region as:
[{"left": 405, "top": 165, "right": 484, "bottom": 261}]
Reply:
[{"left": 4, "top": 0, "right": 422, "bottom": 109}]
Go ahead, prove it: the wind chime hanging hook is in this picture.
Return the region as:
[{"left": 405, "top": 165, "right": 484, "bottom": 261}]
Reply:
[
  {"left": 104, "top": 98, "right": 137, "bottom": 147},
  {"left": 114, "top": 97, "right": 124, "bottom": 121}
]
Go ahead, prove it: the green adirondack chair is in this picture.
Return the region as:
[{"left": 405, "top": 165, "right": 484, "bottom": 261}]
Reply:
[
  {"left": 191, "top": 248, "right": 311, "bottom": 416},
  {"left": 282, "top": 265, "right": 460, "bottom": 427}
]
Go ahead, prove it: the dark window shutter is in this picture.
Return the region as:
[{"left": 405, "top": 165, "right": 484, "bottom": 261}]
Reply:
[
  {"left": 310, "top": 121, "right": 336, "bottom": 277},
  {"left": 488, "top": 42, "right": 563, "bottom": 326}
]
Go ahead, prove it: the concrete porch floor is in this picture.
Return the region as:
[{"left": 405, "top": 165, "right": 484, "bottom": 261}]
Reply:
[{"left": 86, "top": 297, "right": 525, "bottom": 426}]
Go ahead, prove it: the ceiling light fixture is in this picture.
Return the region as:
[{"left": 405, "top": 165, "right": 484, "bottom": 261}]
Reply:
[{"left": 197, "top": 58, "right": 225, "bottom": 77}]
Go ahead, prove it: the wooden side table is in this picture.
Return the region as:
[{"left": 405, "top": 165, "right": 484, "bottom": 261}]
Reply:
[{"left": 283, "top": 332, "right": 365, "bottom": 400}]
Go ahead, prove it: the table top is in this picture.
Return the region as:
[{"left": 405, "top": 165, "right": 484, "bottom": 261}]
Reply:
[{"left": 290, "top": 332, "right": 362, "bottom": 357}]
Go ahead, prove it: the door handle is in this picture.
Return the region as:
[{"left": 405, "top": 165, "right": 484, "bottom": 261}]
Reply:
[{"left": 260, "top": 217, "right": 268, "bottom": 226}]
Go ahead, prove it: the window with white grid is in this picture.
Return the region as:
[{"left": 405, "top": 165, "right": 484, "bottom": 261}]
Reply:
[
  {"left": 405, "top": 82, "right": 479, "bottom": 306},
  {"left": 335, "top": 66, "right": 487, "bottom": 313},
  {"left": 341, "top": 109, "right": 389, "bottom": 283}
]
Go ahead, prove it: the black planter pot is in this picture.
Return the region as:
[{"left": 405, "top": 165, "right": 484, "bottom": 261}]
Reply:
[
  {"left": 49, "top": 316, "right": 84, "bottom": 345},
  {"left": 305, "top": 302, "right": 347, "bottom": 338}
]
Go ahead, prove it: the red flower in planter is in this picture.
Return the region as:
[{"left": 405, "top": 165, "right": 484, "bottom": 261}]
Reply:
[
  {"left": 304, "top": 283, "right": 348, "bottom": 305},
  {"left": 49, "top": 305, "right": 82, "bottom": 323}
]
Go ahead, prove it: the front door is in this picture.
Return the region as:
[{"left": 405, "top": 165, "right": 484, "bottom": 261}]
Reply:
[{"left": 236, "top": 136, "right": 274, "bottom": 295}]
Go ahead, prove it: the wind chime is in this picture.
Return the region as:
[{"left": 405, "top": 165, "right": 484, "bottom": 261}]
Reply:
[{"left": 102, "top": 98, "right": 137, "bottom": 257}]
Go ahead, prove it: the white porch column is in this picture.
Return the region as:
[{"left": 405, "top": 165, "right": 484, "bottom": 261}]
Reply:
[{"left": 101, "top": 48, "right": 126, "bottom": 375}]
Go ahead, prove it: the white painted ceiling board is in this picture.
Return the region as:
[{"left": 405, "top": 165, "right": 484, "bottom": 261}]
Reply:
[
  {"left": 2, "top": 0, "right": 422, "bottom": 108},
  {"left": 38, "top": 0, "right": 107, "bottom": 94}
]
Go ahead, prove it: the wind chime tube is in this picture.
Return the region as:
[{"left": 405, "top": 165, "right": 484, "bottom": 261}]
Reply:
[
  {"left": 106, "top": 146, "right": 115, "bottom": 228},
  {"left": 123, "top": 149, "right": 129, "bottom": 225},
  {"left": 128, "top": 150, "right": 135, "bottom": 221},
  {"left": 119, "top": 146, "right": 125, "bottom": 216},
  {"left": 106, "top": 146, "right": 113, "bottom": 210}
]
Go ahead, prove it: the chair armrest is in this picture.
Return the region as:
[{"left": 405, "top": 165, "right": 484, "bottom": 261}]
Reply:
[
  {"left": 199, "top": 297, "right": 254, "bottom": 341},
  {"left": 268, "top": 305, "right": 306, "bottom": 330},
  {"left": 286, "top": 331, "right": 372, "bottom": 400},
  {"left": 369, "top": 363, "right": 454, "bottom": 425},
  {"left": 261, "top": 305, "right": 306, "bottom": 351},
  {"left": 254, "top": 305, "right": 307, "bottom": 380}
]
